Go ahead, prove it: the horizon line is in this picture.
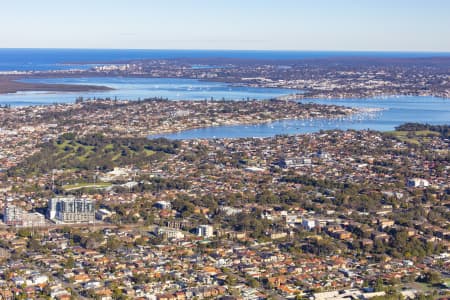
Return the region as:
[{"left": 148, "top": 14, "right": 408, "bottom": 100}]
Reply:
[{"left": 0, "top": 47, "right": 450, "bottom": 54}]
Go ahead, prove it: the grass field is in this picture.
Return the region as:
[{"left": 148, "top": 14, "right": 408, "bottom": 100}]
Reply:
[
  {"left": 387, "top": 130, "right": 440, "bottom": 145},
  {"left": 10, "top": 134, "right": 180, "bottom": 175}
]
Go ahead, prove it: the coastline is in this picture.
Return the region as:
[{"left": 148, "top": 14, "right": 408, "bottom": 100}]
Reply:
[
  {"left": 146, "top": 107, "right": 376, "bottom": 138},
  {"left": 0, "top": 76, "right": 114, "bottom": 95},
  {"left": 0, "top": 98, "right": 360, "bottom": 139},
  {"left": 0, "top": 67, "right": 448, "bottom": 99},
  {"left": 90, "top": 55, "right": 450, "bottom": 100}
]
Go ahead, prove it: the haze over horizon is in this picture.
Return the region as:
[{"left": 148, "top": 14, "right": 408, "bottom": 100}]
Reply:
[{"left": 1, "top": 0, "right": 449, "bottom": 52}]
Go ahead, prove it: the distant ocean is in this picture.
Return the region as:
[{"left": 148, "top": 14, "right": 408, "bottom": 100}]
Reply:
[{"left": 0, "top": 48, "right": 449, "bottom": 71}]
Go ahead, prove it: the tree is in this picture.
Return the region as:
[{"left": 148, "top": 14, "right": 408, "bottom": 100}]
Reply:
[
  {"left": 418, "top": 271, "right": 442, "bottom": 285},
  {"left": 374, "top": 277, "right": 384, "bottom": 292},
  {"left": 64, "top": 257, "right": 75, "bottom": 269},
  {"left": 247, "top": 277, "right": 260, "bottom": 288},
  {"left": 105, "top": 236, "right": 121, "bottom": 252},
  {"left": 226, "top": 274, "right": 237, "bottom": 286}
]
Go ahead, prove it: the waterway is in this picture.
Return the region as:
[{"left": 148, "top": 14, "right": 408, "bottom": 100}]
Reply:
[
  {"left": 0, "top": 76, "right": 448, "bottom": 139},
  {"left": 0, "top": 77, "right": 295, "bottom": 106},
  {"left": 149, "top": 96, "right": 450, "bottom": 139}
]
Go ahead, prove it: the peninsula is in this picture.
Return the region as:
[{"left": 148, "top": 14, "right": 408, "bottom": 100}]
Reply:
[
  {"left": 0, "top": 56, "right": 448, "bottom": 99},
  {"left": 0, "top": 75, "right": 113, "bottom": 94}
]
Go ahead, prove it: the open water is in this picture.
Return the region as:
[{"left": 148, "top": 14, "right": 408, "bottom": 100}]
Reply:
[
  {"left": 149, "top": 96, "right": 450, "bottom": 139},
  {"left": 1, "top": 48, "right": 449, "bottom": 71},
  {"left": 0, "top": 49, "right": 449, "bottom": 138}
]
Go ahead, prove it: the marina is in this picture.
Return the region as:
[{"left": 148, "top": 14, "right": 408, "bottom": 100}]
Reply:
[{"left": 150, "top": 96, "right": 450, "bottom": 139}]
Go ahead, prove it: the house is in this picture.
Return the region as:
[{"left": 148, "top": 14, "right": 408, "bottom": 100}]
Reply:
[
  {"left": 154, "top": 201, "right": 172, "bottom": 210},
  {"left": 0, "top": 289, "right": 13, "bottom": 300},
  {"left": 302, "top": 218, "right": 316, "bottom": 230},
  {"left": 267, "top": 276, "right": 287, "bottom": 288},
  {"left": 378, "top": 219, "right": 395, "bottom": 229},
  {"left": 157, "top": 293, "right": 177, "bottom": 300},
  {"left": 407, "top": 178, "right": 430, "bottom": 188},
  {"left": 94, "top": 288, "right": 113, "bottom": 300}
]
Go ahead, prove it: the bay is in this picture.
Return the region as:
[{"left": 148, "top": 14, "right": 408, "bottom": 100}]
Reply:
[
  {"left": 0, "top": 47, "right": 448, "bottom": 138},
  {"left": 1, "top": 77, "right": 295, "bottom": 106},
  {"left": 149, "top": 96, "right": 450, "bottom": 139}
]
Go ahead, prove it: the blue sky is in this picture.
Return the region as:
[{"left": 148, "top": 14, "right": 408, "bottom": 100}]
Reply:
[{"left": 1, "top": 0, "right": 449, "bottom": 51}]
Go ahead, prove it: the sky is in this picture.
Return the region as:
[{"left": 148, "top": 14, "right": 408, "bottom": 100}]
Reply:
[{"left": 1, "top": 0, "right": 449, "bottom": 51}]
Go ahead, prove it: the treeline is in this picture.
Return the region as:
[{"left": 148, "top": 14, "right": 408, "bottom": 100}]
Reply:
[{"left": 396, "top": 123, "right": 450, "bottom": 138}]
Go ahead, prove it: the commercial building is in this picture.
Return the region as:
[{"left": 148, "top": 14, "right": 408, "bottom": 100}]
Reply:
[
  {"left": 3, "top": 204, "right": 45, "bottom": 227},
  {"left": 48, "top": 197, "right": 95, "bottom": 224},
  {"left": 155, "top": 226, "right": 185, "bottom": 239},
  {"left": 3, "top": 204, "right": 23, "bottom": 226},
  {"left": 197, "top": 225, "right": 214, "bottom": 238}
]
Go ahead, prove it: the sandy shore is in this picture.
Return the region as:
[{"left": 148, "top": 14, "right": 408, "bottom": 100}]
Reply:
[{"left": 0, "top": 76, "right": 114, "bottom": 94}]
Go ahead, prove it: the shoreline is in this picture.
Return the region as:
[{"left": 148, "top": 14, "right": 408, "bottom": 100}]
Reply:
[
  {"left": 0, "top": 98, "right": 361, "bottom": 139},
  {"left": 146, "top": 107, "right": 379, "bottom": 138},
  {"left": 0, "top": 76, "right": 114, "bottom": 95},
  {"left": 0, "top": 72, "right": 448, "bottom": 100}
]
